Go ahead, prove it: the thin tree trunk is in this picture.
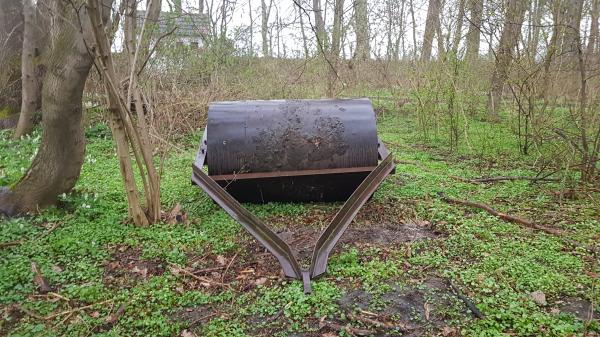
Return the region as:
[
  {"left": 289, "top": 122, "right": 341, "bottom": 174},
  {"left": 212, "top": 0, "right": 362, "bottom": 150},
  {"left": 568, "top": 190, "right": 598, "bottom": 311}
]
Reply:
[
  {"left": 353, "top": 0, "right": 369, "bottom": 60},
  {"left": 587, "top": 0, "right": 599, "bottom": 54},
  {"left": 13, "top": 0, "right": 38, "bottom": 138},
  {"left": 314, "top": 0, "right": 328, "bottom": 55},
  {"left": 0, "top": 0, "right": 98, "bottom": 216},
  {"left": 465, "top": 0, "right": 483, "bottom": 60},
  {"left": 409, "top": 0, "right": 417, "bottom": 59},
  {"left": 248, "top": 0, "right": 253, "bottom": 55},
  {"left": 451, "top": 0, "right": 466, "bottom": 56},
  {"left": 0, "top": 0, "right": 23, "bottom": 128},
  {"left": 528, "top": 0, "right": 544, "bottom": 58},
  {"left": 331, "top": 0, "right": 344, "bottom": 59},
  {"left": 486, "top": 0, "right": 528, "bottom": 121},
  {"left": 328, "top": 0, "right": 344, "bottom": 97},
  {"left": 386, "top": 0, "right": 394, "bottom": 60},
  {"left": 562, "top": 0, "right": 583, "bottom": 64},
  {"left": 422, "top": 0, "right": 441, "bottom": 61},
  {"left": 261, "top": 0, "right": 271, "bottom": 57},
  {"left": 394, "top": 0, "right": 406, "bottom": 60},
  {"left": 297, "top": 1, "right": 309, "bottom": 58}
]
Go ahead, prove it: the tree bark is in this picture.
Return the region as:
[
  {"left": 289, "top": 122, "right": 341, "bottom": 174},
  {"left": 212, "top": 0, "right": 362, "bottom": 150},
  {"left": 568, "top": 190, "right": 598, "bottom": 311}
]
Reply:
[
  {"left": 486, "top": 0, "right": 528, "bottom": 121},
  {"left": 465, "top": 0, "right": 483, "bottom": 60},
  {"left": 314, "top": 0, "right": 328, "bottom": 55},
  {"left": 0, "top": 0, "right": 100, "bottom": 216},
  {"left": 353, "top": 0, "right": 369, "bottom": 60},
  {"left": 562, "top": 0, "right": 583, "bottom": 63},
  {"left": 451, "top": 0, "right": 466, "bottom": 56},
  {"left": 328, "top": 0, "right": 344, "bottom": 97},
  {"left": 296, "top": 1, "right": 309, "bottom": 58},
  {"left": 261, "top": 0, "right": 272, "bottom": 57},
  {"left": 421, "top": 0, "right": 441, "bottom": 61},
  {"left": 13, "top": 0, "right": 39, "bottom": 138},
  {"left": 527, "top": 0, "right": 545, "bottom": 58},
  {"left": 0, "top": 0, "right": 23, "bottom": 129},
  {"left": 409, "top": 0, "right": 417, "bottom": 59},
  {"left": 331, "top": 0, "right": 344, "bottom": 59},
  {"left": 587, "top": 0, "right": 599, "bottom": 55}
]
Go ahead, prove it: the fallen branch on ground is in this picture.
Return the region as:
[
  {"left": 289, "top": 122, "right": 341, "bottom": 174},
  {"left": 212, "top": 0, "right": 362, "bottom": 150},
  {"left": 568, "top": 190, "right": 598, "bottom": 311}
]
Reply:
[
  {"left": 395, "top": 160, "right": 558, "bottom": 185},
  {"left": 168, "top": 263, "right": 230, "bottom": 288},
  {"left": 470, "top": 176, "right": 559, "bottom": 183},
  {"left": 0, "top": 240, "right": 22, "bottom": 249},
  {"left": 446, "top": 281, "right": 485, "bottom": 319},
  {"left": 437, "top": 192, "right": 562, "bottom": 235},
  {"left": 45, "top": 299, "right": 113, "bottom": 320}
]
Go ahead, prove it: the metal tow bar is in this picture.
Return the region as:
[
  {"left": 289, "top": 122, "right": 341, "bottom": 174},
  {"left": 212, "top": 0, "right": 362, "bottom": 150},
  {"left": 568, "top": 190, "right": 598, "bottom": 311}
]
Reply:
[{"left": 191, "top": 154, "right": 395, "bottom": 293}]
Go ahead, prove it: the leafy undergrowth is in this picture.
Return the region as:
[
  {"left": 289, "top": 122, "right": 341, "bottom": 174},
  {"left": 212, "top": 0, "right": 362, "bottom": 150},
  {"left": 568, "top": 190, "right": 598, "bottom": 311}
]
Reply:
[{"left": 1, "top": 113, "right": 598, "bottom": 337}]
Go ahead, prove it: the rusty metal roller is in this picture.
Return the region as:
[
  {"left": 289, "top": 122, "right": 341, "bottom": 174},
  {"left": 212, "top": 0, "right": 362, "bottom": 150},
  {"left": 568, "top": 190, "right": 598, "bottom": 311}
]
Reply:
[{"left": 199, "top": 98, "right": 384, "bottom": 202}]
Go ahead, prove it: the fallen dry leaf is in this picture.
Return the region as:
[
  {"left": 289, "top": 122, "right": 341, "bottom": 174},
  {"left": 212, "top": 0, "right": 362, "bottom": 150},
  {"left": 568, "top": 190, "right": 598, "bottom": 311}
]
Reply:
[
  {"left": 31, "top": 262, "right": 51, "bottom": 294},
  {"left": 180, "top": 329, "right": 197, "bottom": 337},
  {"left": 216, "top": 255, "right": 227, "bottom": 266},
  {"left": 255, "top": 277, "right": 267, "bottom": 286}
]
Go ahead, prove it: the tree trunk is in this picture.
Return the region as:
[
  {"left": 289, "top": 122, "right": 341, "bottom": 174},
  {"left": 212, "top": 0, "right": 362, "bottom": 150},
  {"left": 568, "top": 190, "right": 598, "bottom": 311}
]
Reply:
[
  {"left": 486, "top": 0, "right": 528, "bottom": 121},
  {"left": 528, "top": 0, "right": 545, "bottom": 58},
  {"left": 199, "top": 0, "right": 204, "bottom": 13},
  {"left": 331, "top": 0, "right": 344, "bottom": 59},
  {"left": 562, "top": 0, "right": 583, "bottom": 64},
  {"left": 13, "top": 0, "right": 39, "bottom": 138},
  {"left": 422, "top": 0, "right": 441, "bottom": 61},
  {"left": 297, "top": 1, "right": 309, "bottom": 58},
  {"left": 451, "top": 0, "right": 466, "bottom": 56},
  {"left": 587, "top": 0, "right": 598, "bottom": 55},
  {"left": 465, "top": 0, "right": 483, "bottom": 60},
  {"left": 0, "top": 0, "right": 98, "bottom": 216},
  {"left": 328, "top": 0, "right": 344, "bottom": 97},
  {"left": 0, "top": 0, "right": 23, "bottom": 129},
  {"left": 353, "top": 0, "right": 369, "bottom": 60},
  {"left": 314, "top": 0, "right": 328, "bottom": 55},
  {"left": 261, "top": 0, "right": 271, "bottom": 57},
  {"left": 409, "top": 0, "right": 417, "bottom": 59}
]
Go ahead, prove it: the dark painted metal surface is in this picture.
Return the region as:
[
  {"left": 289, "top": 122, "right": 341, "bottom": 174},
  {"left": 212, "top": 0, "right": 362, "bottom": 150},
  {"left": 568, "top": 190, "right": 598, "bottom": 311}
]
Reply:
[{"left": 204, "top": 99, "right": 379, "bottom": 201}]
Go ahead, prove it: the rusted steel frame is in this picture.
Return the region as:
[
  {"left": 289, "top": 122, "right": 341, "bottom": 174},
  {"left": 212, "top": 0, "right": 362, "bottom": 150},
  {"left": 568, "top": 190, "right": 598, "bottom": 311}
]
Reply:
[
  {"left": 210, "top": 166, "right": 376, "bottom": 181},
  {"left": 310, "top": 154, "right": 395, "bottom": 277},
  {"left": 191, "top": 164, "right": 303, "bottom": 279}
]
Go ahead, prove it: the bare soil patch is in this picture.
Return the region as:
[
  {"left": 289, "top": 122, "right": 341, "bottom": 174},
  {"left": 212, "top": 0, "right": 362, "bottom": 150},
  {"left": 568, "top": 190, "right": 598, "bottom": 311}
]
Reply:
[{"left": 102, "top": 245, "right": 165, "bottom": 288}]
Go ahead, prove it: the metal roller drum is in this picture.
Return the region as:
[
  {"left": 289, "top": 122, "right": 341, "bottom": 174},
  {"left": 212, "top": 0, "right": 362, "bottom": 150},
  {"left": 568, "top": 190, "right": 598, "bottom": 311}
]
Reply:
[{"left": 200, "top": 98, "right": 381, "bottom": 202}]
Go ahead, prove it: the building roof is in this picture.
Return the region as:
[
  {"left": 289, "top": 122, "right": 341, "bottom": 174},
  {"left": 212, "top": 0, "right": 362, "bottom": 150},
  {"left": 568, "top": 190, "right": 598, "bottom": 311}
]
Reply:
[{"left": 136, "top": 11, "right": 210, "bottom": 38}]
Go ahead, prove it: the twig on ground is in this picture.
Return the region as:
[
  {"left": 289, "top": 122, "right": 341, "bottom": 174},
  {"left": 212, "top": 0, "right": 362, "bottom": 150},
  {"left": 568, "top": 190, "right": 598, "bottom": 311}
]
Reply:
[
  {"left": 31, "top": 262, "right": 51, "bottom": 294},
  {"left": 104, "top": 303, "right": 126, "bottom": 325},
  {"left": 0, "top": 240, "right": 22, "bottom": 249},
  {"left": 168, "top": 263, "right": 230, "bottom": 288},
  {"left": 347, "top": 312, "right": 412, "bottom": 332},
  {"left": 221, "top": 252, "right": 238, "bottom": 283},
  {"left": 45, "top": 299, "right": 113, "bottom": 320},
  {"left": 190, "top": 312, "right": 217, "bottom": 326},
  {"left": 470, "top": 176, "right": 559, "bottom": 183},
  {"left": 322, "top": 321, "right": 375, "bottom": 336},
  {"left": 447, "top": 281, "right": 485, "bottom": 319},
  {"left": 437, "top": 192, "right": 562, "bottom": 235},
  {"left": 395, "top": 160, "right": 558, "bottom": 184}
]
